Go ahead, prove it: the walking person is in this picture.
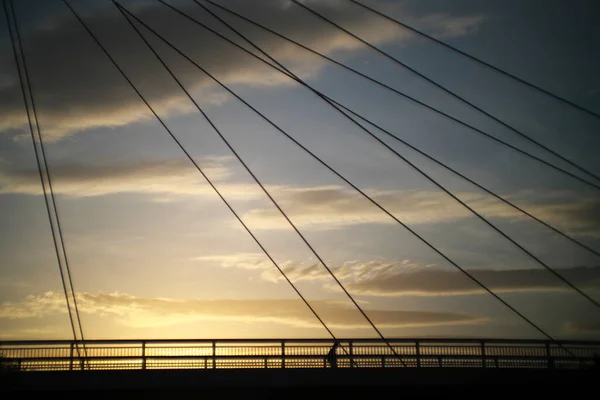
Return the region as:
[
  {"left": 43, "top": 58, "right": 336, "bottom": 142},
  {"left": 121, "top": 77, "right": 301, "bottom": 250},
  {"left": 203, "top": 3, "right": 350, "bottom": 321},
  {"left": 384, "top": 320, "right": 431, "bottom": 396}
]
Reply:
[{"left": 327, "top": 341, "right": 340, "bottom": 368}]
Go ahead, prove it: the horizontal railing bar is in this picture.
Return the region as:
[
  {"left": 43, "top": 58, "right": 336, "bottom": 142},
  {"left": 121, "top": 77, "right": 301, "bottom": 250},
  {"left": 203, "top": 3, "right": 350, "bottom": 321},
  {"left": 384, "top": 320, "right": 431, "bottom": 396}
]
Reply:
[
  {"left": 4, "top": 355, "right": 596, "bottom": 362},
  {"left": 2, "top": 338, "right": 600, "bottom": 346}
]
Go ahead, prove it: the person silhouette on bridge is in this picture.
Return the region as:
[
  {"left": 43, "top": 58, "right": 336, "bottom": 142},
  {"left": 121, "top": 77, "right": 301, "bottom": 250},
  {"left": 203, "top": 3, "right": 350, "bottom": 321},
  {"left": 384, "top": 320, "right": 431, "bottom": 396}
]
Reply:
[{"left": 327, "top": 341, "right": 340, "bottom": 368}]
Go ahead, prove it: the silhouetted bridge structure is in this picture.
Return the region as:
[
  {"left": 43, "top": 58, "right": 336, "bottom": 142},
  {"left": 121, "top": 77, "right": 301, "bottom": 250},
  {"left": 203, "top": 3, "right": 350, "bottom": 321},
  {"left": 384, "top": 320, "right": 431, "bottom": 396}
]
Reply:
[
  {"left": 2, "top": 338, "right": 599, "bottom": 370},
  {"left": 2, "top": 338, "right": 599, "bottom": 395},
  {"left": 2, "top": 338, "right": 599, "bottom": 394}
]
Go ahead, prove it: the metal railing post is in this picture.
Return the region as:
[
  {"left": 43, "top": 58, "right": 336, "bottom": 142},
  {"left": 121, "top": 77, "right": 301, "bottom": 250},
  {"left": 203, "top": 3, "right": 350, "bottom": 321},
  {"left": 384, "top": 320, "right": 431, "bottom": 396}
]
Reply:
[
  {"left": 416, "top": 341, "right": 421, "bottom": 368},
  {"left": 546, "top": 341, "right": 555, "bottom": 369},
  {"left": 349, "top": 341, "right": 354, "bottom": 368},
  {"left": 481, "top": 341, "right": 486, "bottom": 368},
  {"left": 281, "top": 341, "right": 286, "bottom": 369},
  {"left": 75, "top": 341, "right": 84, "bottom": 371},
  {"left": 212, "top": 341, "right": 216, "bottom": 369},
  {"left": 142, "top": 341, "right": 146, "bottom": 370},
  {"left": 69, "top": 342, "right": 74, "bottom": 371}
]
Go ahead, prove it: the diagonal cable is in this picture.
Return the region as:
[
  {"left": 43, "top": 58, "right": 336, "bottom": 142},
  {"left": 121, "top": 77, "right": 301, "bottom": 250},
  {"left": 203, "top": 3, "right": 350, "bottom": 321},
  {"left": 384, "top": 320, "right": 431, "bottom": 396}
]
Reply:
[
  {"left": 346, "top": 0, "right": 600, "bottom": 121},
  {"left": 196, "top": 0, "right": 600, "bottom": 193},
  {"left": 59, "top": 0, "right": 353, "bottom": 363},
  {"left": 192, "top": 0, "right": 600, "bottom": 310},
  {"left": 9, "top": 0, "right": 88, "bottom": 359},
  {"left": 3, "top": 0, "right": 82, "bottom": 356},
  {"left": 113, "top": 1, "right": 361, "bottom": 367},
  {"left": 333, "top": 100, "right": 600, "bottom": 259},
  {"left": 199, "top": 0, "right": 600, "bottom": 259},
  {"left": 119, "top": 1, "right": 564, "bottom": 344},
  {"left": 114, "top": 0, "right": 405, "bottom": 366},
  {"left": 289, "top": 0, "right": 600, "bottom": 185}
]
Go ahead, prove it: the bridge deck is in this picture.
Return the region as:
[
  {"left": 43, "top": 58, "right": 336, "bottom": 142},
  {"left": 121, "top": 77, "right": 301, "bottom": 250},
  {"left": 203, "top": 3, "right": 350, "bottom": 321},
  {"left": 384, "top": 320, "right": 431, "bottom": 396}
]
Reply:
[
  {"left": 2, "top": 368, "right": 599, "bottom": 396},
  {"left": 2, "top": 338, "right": 599, "bottom": 372}
]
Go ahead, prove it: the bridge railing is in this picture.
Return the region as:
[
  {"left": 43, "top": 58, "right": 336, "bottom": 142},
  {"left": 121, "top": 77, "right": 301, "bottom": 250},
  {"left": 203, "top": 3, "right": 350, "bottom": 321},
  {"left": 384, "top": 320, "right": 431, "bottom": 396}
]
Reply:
[{"left": 1, "top": 338, "right": 599, "bottom": 371}]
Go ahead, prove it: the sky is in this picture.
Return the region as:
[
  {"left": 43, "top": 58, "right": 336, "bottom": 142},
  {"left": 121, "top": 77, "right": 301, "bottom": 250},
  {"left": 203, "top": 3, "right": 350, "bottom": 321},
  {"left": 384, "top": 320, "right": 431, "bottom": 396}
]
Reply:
[{"left": 0, "top": 0, "right": 599, "bottom": 341}]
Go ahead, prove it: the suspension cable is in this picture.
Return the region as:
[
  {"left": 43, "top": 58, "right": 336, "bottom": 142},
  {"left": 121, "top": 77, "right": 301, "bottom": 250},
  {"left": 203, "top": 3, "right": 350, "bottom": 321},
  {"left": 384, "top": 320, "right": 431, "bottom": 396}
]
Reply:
[
  {"left": 336, "top": 101, "right": 600, "bottom": 258},
  {"left": 119, "top": 2, "right": 563, "bottom": 344},
  {"left": 3, "top": 0, "right": 81, "bottom": 354},
  {"left": 115, "top": 1, "right": 404, "bottom": 365},
  {"left": 59, "top": 0, "right": 350, "bottom": 361},
  {"left": 289, "top": 0, "right": 600, "bottom": 184},
  {"left": 193, "top": 0, "right": 600, "bottom": 311},
  {"left": 9, "top": 0, "right": 88, "bottom": 354},
  {"left": 196, "top": 0, "right": 600, "bottom": 193},
  {"left": 184, "top": 0, "right": 600, "bottom": 307},
  {"left": 346, "top": 0, "right": 600, "bottom": 121},
  {"left": 197, "top": 0, "right": 600, "bottom": 260}
]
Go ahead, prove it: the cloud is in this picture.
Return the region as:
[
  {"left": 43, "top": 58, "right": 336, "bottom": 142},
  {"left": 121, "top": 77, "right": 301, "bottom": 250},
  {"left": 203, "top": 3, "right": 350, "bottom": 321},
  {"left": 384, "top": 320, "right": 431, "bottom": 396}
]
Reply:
[
  {"left": 0, "top": 157, "right": 266, "bottom": 200},
  {"left": 0, "top": 0, "right": 485, "bottom": 140},
  {"left": 1, "top": 158, "right": 598, "bottom": 235},
  {"left": 201, "top": 254, "right": 600, "bottom": 297},
  {"left": 240, "top": 186, "right": 600, "bottom": 235},
  {"left": 191, "top": 252, "right": 273, "bottom": 270},
  {"left": 564, "top": 320, "right": 600, "bottom": 335},
  {"left": 196, "top": 253, "right": 431, "bottom": 284},
  {"left": 0, "top": 291, "right": 484, "bottom": 329},
  {"left": 242, "top": 186, "right": 480, "bottom": 229},
  {"left": 417, "top": 13, "right": 485, "bottom": 37},
  {"left": 344, "top": 265, "right": 600, "bottom": 297},
  {"left": 261, "top": 259, "right": 430, "bottom": 284}
]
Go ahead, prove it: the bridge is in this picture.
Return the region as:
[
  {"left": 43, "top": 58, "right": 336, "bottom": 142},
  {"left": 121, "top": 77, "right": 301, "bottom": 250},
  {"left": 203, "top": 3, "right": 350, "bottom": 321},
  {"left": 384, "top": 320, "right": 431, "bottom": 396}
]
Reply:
[
  {"left": 1, "top": 0, "right": 600, "bottom": 395},
  {"left": 2, "top": 338, "right": 599, "bottom": 393},
  {"left": 2, "top": 338, "right": 600, "bottom": 371}
]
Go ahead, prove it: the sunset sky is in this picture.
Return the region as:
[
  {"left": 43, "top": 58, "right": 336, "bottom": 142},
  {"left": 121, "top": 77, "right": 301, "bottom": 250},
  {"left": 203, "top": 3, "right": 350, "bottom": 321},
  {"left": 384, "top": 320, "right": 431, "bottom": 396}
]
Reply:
[{"left": 0, "top": 0, "right": 599, "bottom": 340}]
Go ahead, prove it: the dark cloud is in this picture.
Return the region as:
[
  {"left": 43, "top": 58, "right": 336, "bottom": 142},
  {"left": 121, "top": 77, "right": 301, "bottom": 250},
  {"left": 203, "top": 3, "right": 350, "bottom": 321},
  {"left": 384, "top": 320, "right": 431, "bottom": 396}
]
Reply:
[
  {"left": 564, "top": 320, "right": 600, "bottom": 335},
  {"left": 1, "top": 156, "right": 598, "bottom": 235},
  {"left": 343, "top": 265, "right": 600, "bottom": 296},
  {"left": 204, "top": 255, "right": 600, "bottom": 297},
  {"left": 0, "top": 0, "right": 483, "bottom": 140},
  {"left": 556, "top": 198, "right": 600, "bottom": 235},
  {"left": 0, "top": 157, "right": 250, "bottom": 198},
  {"left": 242, "top": 185, "right": 600, "bottom": 234}
]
